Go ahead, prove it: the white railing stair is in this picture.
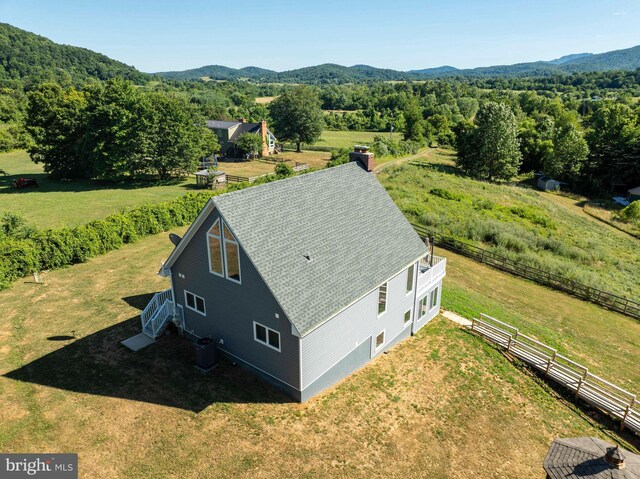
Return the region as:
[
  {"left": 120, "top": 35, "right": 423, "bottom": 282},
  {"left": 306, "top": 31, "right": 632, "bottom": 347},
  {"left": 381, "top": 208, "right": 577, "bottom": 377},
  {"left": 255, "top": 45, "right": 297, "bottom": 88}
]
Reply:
[{"left": 141, "top": 289, "right": 180, "bottom": 339}]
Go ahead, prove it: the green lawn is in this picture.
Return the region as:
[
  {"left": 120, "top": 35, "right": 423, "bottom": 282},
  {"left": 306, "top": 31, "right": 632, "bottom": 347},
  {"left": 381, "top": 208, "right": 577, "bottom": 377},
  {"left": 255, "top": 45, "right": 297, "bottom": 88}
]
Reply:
[
  {"left": 0, "top": 227, "right": 634, "bottom": 478},
  {"left": 316, "top": 130, "right": 391, "bottom": 149},
  {"left": 378, "top": 149, "right": 640, "bottom": 299},
  {"left": 0, "top": 150, "right": 197, "bottom": 228},
  {"left": 441, "top": 248, "right": 640, "bottom": 394}
]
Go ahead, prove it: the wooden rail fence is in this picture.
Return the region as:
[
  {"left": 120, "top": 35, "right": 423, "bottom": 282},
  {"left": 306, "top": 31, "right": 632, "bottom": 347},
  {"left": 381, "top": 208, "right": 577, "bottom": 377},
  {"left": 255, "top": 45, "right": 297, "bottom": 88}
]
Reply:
[
  {"left": 225, "top": 173, "right": 270, "bottom": 184},
  {"left": 411, "top": 222, "right": 640, "bottom": 322},
  {"left": 470, "top": 313, "right": 640, "bottom": 435}
]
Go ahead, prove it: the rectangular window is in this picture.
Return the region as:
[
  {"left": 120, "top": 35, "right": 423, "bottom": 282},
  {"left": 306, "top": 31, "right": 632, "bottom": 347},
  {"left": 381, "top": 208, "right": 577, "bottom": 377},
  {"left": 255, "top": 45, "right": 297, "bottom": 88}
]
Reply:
[
  {"left": 185, "top": 290, "right": 206, "bottom": 316},
  {"left": 375, "top": 331, "right": 385, "bottom": 350},
  {"left": 406, "top": 265, "right": 414, "bottom": 294},
  {"left": 419, "top": 296, "right": 428, "bottom": 318},
  {"left": 378, "top": 282, "right": 387, "bottom": 316},
  {"left": 254, "top": 322, "right": 281, "bottom": 352},
  {"left": 404, "top": 310, "right": 412, "bottom": 324},
  {"left": 430, "top": 287, "right": 439, "bottom": 311}
]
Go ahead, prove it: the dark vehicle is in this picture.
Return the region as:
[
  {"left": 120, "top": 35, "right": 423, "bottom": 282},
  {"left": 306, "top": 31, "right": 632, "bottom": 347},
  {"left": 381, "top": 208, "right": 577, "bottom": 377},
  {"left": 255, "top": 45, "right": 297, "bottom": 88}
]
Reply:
[{"left": 12, "top": 178, "right": 39, "bottom": 188}]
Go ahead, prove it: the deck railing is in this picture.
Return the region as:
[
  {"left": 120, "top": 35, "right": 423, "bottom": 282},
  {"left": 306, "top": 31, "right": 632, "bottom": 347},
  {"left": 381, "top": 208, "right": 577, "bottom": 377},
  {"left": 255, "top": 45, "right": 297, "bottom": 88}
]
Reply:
[
  {"left": 470, "top": 313, "right": 640, "bottom": 435},
  {"left": 417, "top": 256, "right": 446, "bottom": 292}
]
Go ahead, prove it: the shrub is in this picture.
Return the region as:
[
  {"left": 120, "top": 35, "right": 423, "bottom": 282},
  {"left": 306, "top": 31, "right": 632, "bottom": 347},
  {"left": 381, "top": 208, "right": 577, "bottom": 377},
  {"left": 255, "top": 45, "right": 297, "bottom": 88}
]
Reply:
[
  {"left": 275, "top": 162, "right": 294, "bottom": 177},
  {"left": 0, "top": 172, "right": 289, "bottom": 290},
  {"left": 429, "top": 188, "right": 467, "bottom": 202},
  {"left": 326, "top": 148, "right": 350, "bottom": 168},
  {"left": 618, "top": 201, "right": 640, "bottom": 224}
]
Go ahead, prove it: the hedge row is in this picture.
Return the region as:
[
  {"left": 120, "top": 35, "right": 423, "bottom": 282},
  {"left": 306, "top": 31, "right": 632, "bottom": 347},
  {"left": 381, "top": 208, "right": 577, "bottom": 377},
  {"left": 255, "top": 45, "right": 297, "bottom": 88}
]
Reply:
[{"left": 0, "top": 178, "right": 267, "bottom": 290}]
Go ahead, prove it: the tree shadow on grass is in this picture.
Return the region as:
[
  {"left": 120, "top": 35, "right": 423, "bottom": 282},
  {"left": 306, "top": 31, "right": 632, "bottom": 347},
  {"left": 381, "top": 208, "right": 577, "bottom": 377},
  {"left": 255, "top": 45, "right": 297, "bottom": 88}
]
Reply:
[
  {"left": 414, "top": 161, "right": 464, "bottom": 177},
  {"left": 4, "top": 316, "right": 291, "bottom": 412},
  {"left": 0, "top": 172, "right": 188, "bottom": 195}
]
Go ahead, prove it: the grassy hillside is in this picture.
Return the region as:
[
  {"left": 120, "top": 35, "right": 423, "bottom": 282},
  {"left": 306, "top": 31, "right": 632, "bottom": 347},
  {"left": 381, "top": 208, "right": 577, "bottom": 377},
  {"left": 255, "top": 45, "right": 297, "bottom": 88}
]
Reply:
[
  {"left": 0, "top": 23, "right": 148, "bottom": 85},
  {"left": 0, "top": 227, "right": 636, "bottom": 478},
  {"left": 378, "top": 150, "right": 640, "bottom": 299},
  {"left": 442, "top": 249, "right": 640, "bottom": 393}
]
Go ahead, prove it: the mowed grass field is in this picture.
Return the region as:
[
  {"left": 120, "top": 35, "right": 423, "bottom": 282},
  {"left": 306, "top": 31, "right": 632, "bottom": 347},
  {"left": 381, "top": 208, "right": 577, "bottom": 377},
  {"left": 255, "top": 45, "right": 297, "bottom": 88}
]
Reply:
[
  {"left": 1, "top": 227, "right": 638, "bottom": 478},
  {"left": 0, "top": 150, "right": 194, "bottom": 228},
  {"left": 378, "top": 149, "right": 640, "bottom": 299},
  {"left": 0, "top": 150, "right": 331, "bottom": 228},
  {"left": 317, "top": 130, "right": 388, "bottom": 149}
]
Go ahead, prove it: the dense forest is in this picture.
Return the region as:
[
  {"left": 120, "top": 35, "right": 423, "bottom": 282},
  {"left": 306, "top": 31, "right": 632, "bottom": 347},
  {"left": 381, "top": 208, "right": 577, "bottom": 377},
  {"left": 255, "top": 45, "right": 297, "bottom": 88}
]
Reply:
[
  {"left": 0, "top": 23, "right": 148, "bottom": 86},
  {"left": 1, "top": 22, "right": 640, "bottom": 197}
]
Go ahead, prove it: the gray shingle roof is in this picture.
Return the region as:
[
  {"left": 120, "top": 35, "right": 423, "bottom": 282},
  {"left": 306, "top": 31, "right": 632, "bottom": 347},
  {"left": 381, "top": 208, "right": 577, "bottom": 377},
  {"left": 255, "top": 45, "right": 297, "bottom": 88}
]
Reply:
[
  {"left": 543, "top": 437, "right": 640, "bottom": 479},
  {"left": 213, "top": 162, "right": 427, "bottom": 336},
  {"left": 206, "top": 120, "right": 239, "bottom": 129},
  {"left": 228, "top": 123, "right": 260, "bottom": 141}
]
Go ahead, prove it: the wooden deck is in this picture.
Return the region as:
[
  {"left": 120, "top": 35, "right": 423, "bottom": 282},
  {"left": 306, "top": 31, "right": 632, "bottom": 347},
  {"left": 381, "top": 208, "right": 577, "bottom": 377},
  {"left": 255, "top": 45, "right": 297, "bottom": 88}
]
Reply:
[{"left": 470, "top": 314, "right": 640, "bottom": 436}]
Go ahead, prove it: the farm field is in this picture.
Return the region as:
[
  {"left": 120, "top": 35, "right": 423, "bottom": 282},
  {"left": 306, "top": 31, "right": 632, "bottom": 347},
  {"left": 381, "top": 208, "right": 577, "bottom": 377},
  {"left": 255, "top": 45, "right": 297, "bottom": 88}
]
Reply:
[
  {"left": 378, "top": 149, "right": 640, "bottom": 299},
  {"left": 0, "top": 227, "right": 637, "bottom": 478},
  {"left": 316, "top": 130, "right": 389, "bottom": 149}
]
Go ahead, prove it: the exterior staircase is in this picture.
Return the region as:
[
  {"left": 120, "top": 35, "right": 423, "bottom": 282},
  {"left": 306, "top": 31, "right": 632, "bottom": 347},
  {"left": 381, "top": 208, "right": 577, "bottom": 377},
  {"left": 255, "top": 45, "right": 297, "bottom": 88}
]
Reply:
[{"left": 141, "top": 289, "right": 183, "bottom": 339}]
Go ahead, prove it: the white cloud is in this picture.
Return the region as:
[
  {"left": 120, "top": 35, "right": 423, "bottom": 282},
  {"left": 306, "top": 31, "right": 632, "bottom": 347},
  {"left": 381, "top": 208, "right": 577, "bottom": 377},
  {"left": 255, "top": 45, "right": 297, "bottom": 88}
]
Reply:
[{"left": 612, "top": 11, "right": 627, "bottom": 16}]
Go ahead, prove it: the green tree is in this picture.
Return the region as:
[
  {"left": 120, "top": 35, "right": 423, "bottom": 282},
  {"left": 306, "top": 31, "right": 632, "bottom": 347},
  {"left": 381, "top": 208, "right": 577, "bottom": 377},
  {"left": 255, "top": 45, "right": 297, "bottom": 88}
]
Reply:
[
  {"left": 403, "top": 98, "right": 425, "bottom": 143},
  {"left": 145, "top": 93, "right": 219, "bottom": 179},
  {"left": 544, "top": 125, "right": 589, "bottom": 180},
  {"left": 268, "top": 86, "right": 324, "bottom": 152},
  {"left": 234, "top": 132, "right": 263, "bottom": 159},
  {"left": 584, "top": 103, "right": 640, "bottom": 191},
  {"left": 26, "top": 83, "right": 87, "bottom": 178},
  {"left": 456, "top": 102, "right": 522, "bottom": 181},
  {"left": 79, "top": 78, "right": 148, "bottom": 179}
]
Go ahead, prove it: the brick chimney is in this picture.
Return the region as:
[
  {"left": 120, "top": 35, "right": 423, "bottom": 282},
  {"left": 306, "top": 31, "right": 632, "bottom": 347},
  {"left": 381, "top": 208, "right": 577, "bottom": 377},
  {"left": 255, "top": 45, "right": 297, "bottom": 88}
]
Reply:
[
  {"left": 349, "top": 145, "right": 375, "bottom": 172},
  {"left": 260, "top": 120, "right": 269, "bottom": 157}
]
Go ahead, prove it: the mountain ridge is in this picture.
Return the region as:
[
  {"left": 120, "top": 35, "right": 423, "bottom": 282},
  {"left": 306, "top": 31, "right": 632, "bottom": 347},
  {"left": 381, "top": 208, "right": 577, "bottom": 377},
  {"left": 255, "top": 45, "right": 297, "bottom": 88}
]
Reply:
[{"left": 157, "top": 44, "right": 640, "bottom": 82}]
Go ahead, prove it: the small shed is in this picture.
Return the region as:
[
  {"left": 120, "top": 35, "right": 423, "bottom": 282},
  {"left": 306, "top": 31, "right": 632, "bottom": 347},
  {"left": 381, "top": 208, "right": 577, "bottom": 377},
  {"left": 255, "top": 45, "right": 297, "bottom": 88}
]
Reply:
[
  {"left": 627, "top": 186, "right": 640, "bottom": 203},
  {"left": 538, "top": 175, "right": 561, "bottom": 192},
  {"left": 195, "top": 170, "right": 226, "bottom": 188},
  {"left": 543, "top": 437, "right": 640, "bottom": 479}
]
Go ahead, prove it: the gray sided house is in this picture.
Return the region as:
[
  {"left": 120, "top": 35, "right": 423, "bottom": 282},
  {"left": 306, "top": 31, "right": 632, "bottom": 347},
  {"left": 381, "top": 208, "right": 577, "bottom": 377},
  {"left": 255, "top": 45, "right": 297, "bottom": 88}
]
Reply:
[
  {"left": 207, "top": 119, "right": 277, "bottom": 157},
  {"left": 140, "top": 160, "right": 446, "bottom": 401}
]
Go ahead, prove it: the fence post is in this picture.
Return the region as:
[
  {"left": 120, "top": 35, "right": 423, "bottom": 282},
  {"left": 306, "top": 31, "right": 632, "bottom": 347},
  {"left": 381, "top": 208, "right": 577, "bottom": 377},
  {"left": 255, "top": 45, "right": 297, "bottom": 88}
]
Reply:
[
  {"left": 546, "top": 351, "right": 556, "bottom": 375},
  {"left": 506, "top": 335, "right": 513, "bottom": 353},
  {"left": 621, "top": 405, "right": 631, "bottom": 432},
  {"left": 575, "top": 377, "right": 583, "bottom": 399}
]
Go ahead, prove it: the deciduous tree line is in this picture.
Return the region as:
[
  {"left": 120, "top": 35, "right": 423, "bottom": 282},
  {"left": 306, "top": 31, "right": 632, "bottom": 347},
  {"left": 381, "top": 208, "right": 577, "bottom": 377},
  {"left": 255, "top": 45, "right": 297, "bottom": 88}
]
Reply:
[{"left": 26, "top": 78, "right": 218, "bottom": 180}]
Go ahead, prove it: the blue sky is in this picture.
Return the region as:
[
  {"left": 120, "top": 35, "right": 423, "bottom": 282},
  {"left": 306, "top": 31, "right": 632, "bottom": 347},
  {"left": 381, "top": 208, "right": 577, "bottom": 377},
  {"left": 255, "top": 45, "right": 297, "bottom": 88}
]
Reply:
[{"left": 1, "top": 0, "right": 639, "bottom": 72}]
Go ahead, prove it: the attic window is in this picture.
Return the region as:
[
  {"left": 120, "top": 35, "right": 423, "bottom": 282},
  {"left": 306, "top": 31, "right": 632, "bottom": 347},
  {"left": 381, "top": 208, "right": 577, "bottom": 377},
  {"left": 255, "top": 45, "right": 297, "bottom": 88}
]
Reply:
[
  {"left": 207, "top": 218, "right": 241, "bottom": 284},
  {"left": 207, "top": 220, "right": 223, "bottom": 277}
]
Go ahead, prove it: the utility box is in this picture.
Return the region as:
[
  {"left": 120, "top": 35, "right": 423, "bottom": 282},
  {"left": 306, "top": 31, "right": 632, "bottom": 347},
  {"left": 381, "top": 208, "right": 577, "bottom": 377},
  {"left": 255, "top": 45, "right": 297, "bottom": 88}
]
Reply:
[{"left": 194, "top": 337, "right": 218, "bottom": 371}]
